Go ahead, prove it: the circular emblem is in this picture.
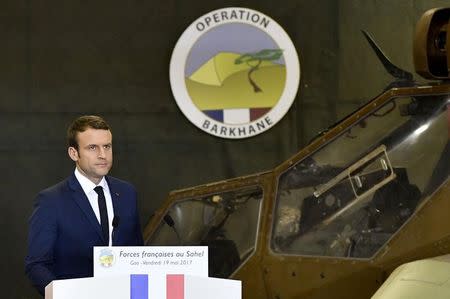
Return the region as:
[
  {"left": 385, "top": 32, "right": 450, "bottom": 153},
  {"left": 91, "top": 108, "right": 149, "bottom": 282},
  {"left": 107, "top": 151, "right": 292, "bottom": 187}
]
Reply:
[
  {"left": 170, "top": 7, "right": 300, "bottom": 139},
  {"left": 98, "top": 248, "right": 115, "bottom": 268}
]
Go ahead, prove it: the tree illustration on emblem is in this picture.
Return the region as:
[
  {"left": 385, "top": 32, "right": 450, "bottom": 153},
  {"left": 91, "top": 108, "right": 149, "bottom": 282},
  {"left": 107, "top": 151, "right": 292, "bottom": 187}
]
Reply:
[{"left": 235, "top": 49, "right": 283, "bottom": 93}]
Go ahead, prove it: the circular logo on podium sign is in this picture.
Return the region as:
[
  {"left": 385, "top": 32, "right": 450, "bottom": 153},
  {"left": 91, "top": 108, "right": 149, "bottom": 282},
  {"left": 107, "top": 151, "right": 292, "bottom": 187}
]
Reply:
[
  {"left": 170, "top": 7, "right": 300, "bottom": 139},
  {"left": 98, "top": 248, "right": 115, "bottom": 268}
]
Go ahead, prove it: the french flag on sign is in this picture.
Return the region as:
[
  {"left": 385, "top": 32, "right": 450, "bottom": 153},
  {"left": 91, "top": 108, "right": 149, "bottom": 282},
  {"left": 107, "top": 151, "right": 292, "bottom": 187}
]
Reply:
[
  {"left": 129, "top": 274, "right": 241, "bottom": 299},
  {"left": 131, "top": 274, "right": 183, "bottom": 299}
]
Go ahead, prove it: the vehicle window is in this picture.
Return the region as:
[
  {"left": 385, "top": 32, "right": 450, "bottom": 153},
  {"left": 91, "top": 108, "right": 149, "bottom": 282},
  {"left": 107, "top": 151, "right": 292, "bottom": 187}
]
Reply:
[
  {"left": 147, "top": 186, "right": 263, "bottom": 277},
  {"left": 272, "top": 94, "right": 449, "bottom": 258}
]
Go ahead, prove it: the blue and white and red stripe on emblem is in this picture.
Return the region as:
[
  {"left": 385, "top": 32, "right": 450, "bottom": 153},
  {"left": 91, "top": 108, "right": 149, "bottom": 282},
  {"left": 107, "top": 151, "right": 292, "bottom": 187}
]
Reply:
[{"left": 204, "top": 107, "right": 271, "bottom": 124}]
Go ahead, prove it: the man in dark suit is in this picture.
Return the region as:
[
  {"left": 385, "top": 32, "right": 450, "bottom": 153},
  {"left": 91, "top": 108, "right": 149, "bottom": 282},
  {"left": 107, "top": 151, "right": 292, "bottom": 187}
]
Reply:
[{"left": 25, "top": 115, "right": 144, "bottom": 296}]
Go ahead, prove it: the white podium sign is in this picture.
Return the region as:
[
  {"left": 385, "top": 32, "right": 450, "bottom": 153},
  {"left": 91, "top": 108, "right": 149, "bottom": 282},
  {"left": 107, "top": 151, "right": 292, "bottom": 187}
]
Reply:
[
  {"left": 94, "top": 246, "right": 208, "bottom": 278},
  {"left": 46, "top": 274, "right": 241, "bottom": 299},
  {"left": 46, "top": 275, "right": 129, "bottom": 299}
]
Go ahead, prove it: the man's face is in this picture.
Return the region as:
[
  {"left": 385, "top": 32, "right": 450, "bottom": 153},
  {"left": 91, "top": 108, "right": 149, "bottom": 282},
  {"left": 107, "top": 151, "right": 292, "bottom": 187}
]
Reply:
[{"left": 68, "top": 128, "right": 113, "bottom": 184}]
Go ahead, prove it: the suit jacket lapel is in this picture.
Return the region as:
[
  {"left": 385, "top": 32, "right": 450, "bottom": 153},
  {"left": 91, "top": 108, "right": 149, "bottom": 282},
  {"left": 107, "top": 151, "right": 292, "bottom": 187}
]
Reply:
[
  {"left": 106, "top": 176, "right": 121, "bottom": 218},
  {"left": 106, "top": 176, "right": 122, "bottom": 245},
  {"left": 68, "top": 173, "right": 105, "bottom": 241}
]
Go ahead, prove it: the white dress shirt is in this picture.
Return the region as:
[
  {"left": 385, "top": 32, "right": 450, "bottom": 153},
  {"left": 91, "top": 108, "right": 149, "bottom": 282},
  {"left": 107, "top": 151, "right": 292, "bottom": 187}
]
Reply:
[{"left": 74, "top": 168, "right": 115, "bottom": 246}]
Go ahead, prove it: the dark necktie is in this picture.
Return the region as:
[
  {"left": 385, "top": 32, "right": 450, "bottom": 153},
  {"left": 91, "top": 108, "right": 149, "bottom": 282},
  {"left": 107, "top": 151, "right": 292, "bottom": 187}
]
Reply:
[{"left": 94, "top": 186, "right": 109, "bottom": 245}]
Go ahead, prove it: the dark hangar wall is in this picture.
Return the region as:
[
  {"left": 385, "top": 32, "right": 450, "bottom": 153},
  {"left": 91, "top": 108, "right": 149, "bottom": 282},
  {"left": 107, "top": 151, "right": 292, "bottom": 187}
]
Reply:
[{"left": 1, "top": 0, "right": 447, "bottom": 297}]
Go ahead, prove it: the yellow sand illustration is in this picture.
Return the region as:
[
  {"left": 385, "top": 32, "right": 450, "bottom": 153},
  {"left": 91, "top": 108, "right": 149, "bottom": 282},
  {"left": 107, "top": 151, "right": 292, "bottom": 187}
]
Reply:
[
  {"left": 186, "top": 65, "right": 286, "bottom": 110},
  {"left": 189, "top": 52, "right": 278, "bottom": 86}
]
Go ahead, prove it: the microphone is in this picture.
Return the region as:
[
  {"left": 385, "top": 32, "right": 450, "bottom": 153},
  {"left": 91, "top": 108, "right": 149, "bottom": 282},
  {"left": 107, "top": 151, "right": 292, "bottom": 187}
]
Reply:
[{"left": 111, "top": 216, "right": 120, "bottom": 246}]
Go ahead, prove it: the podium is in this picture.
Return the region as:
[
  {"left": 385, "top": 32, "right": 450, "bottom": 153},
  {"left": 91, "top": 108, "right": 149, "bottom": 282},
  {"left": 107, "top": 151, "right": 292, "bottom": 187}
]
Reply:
[
  {"left": 45, "top": 274, "right": 241, "bottom": 299},
  {"left": 45, "top": 246, "right": 241, "bottom": 299}
]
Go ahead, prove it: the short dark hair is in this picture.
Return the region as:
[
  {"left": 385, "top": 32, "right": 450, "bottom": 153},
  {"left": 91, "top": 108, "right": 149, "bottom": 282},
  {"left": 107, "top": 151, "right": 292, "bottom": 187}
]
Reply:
[{"left": 67, "top": 115, "right": 111, "bottom": 150}]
